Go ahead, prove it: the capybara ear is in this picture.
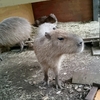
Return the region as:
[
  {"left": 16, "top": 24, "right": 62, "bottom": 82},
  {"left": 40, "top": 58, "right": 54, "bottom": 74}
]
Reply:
[
  {"left": 45, "top": 32, "right": 51, "bottom": 40},
  {"left": 49, "top": 13, "right": 56, "bottom": 19},
  {"left": 45, "top": 14, "right": 57, "bottom": 23}
]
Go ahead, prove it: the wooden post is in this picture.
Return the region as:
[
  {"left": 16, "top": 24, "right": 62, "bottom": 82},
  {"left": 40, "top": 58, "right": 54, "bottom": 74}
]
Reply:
[
  {"left": 93, "top": 0, "right": 99, "bottom": 21},
  {"left": 0, "top": 3, "right": 34, "bottom": 24}
]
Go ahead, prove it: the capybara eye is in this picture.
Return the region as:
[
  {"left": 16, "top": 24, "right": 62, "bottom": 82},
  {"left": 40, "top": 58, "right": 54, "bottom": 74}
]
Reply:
[
  {"left": 77, "top": 42, "right": 82, "bottom": 46},
  {"left": 53, "top": 27, "right": 56, "bottom": 30},
  {"left": 58, "top": 37, "right": 64, "bottom": 40},
  {"left": 79, "top": 42, "right": 82, "bottom": 45}
]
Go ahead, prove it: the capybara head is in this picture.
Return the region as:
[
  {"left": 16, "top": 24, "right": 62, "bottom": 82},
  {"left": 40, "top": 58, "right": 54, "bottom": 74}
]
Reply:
[
  {"left": 33, "top": 13, "right": 57, "bottom": 27},
  {"left": 45, "top": 29, "right": 84, "bottom": 54},
  {"left": 37, "top": 22, "right": 57, "bottom": 38}
]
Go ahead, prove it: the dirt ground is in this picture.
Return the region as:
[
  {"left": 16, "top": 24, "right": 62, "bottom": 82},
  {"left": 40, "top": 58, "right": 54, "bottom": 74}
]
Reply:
[
  {"left": 0, "top": 21, "right": 100, "bottom": 100},
  {"left": 0, "top": 44, "right": 100, "bottom": 100}
]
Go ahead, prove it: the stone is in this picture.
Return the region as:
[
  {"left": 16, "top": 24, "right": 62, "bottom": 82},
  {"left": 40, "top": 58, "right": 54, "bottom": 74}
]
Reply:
[{"left": 72, "top": 71, "right": 100, "bottom": 84}]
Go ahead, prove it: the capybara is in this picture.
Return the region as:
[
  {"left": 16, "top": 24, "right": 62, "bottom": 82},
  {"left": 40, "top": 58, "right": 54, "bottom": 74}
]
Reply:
[
  {"left": 36, "top": 23, "right": 57, "bottom": 38},
  {"left": 34, "top": 29, "right": 84, "bottom": 89},
  {"left": 0, "top": 17, "right": 32, "bottom": 52},
  {"left": 33, "top": 13, "right": 57, "bottom": 27}
]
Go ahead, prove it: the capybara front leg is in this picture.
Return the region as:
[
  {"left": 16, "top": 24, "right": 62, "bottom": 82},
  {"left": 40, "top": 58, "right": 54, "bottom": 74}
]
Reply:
[
  {"left": 19, "top": 41, "right": 24, "bottom": 51},
  {"left": 54, "top": 68, "right": 62, "bottom": 89}
]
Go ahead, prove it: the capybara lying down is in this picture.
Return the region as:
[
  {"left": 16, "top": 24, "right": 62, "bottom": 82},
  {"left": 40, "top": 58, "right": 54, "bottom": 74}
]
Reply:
[
  {"left": 0, "top": 17, "right": 32, "bottom": 53},
  {"left": 34, "top": 29, "right": 84, "bottom": 89},
  {"left": 33, "top": 13, "right": 58, "bottom": 27}
]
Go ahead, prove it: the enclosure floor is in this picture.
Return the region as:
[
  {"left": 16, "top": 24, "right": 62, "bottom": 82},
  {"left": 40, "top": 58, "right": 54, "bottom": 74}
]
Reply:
[{"left": 0, "top": 46, "right": 100, "bottom": 100}]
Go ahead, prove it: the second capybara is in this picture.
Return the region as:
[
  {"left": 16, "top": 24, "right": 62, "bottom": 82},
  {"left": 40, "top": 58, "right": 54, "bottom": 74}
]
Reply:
[
  {"left": 0, "top": 17, "right": 32, "bottom": 52},
  {"left": 33, "top": 13, "right": 58, "bottom": 27},
  {"left": 34, "top": 29, "right": 84, "bottom": 89},
  {"left": 36, "top": 22, "right": 57, "bottom": 38}
]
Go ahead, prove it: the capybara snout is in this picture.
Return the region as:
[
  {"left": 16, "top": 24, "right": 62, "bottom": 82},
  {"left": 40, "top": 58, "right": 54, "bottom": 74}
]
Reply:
[
  {"left": 68, "top": 33, "right": 84, "bottom": 53},
  {"left": 70, "top": 34, "right": 84, "bottom": 53}
]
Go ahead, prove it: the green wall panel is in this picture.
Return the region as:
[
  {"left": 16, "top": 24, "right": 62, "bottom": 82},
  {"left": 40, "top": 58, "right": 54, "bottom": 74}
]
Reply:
[{"left": 0, "top": 0, "right": 47, "bottom": 8}]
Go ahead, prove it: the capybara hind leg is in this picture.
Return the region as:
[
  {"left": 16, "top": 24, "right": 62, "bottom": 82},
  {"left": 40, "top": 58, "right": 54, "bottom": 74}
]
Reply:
[
  {"left": 43, "top": 67, "right": 49, "bottom": 86},
  {"left": 55, "top": 75, "right": 62, "bottom": 89}
]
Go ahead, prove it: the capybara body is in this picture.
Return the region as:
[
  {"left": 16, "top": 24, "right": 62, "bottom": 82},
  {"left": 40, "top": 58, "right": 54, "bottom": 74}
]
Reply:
[
  {"left": 37, "top": 23, "right": 57, "bottom": 38},
  {"left": 34, "top": 29, "right": 84, "bottom": 89},
  {"left": 33, "top": 13, "right": 57, "bottom": 27},
  {"left": 0, "top": 17, "right": 32, "bottom": 52},
  {"left": 34, "top": 14, "right": 58, "bottom": 38}
]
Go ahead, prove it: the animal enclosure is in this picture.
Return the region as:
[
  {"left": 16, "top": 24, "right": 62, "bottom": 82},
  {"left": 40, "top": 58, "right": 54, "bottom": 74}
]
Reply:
[{"left": 0, "top": 0, "right": 100, "bottom": 100}]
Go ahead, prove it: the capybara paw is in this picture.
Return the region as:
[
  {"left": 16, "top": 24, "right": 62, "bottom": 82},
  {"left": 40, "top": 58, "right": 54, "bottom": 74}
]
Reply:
[
  {"left": 56, "top": 82, "right": 64, "bottom": 90},
  {"left": 42, "top": 81, "right": 49, "bottom": 87}
]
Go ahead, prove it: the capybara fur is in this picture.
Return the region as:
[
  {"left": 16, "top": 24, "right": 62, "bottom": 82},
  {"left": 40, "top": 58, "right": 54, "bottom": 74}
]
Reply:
[
  {"left": 0, "top": 17, "right": 32, "bottom": 52},
  {"left": 34, "top": 29, "right": 84, "bottom": 89},
  {"left": 37, "top": 23, "right": 57, "bottom": 38}
]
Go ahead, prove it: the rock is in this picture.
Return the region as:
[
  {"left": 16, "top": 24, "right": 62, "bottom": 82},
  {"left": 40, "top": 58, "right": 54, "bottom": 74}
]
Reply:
[
  {"left": 76, "top": 88, "right": 82, "bottom": 92},
  {"left": 84, "top": 86, "right": 91, "bottom": 90},
  {"left": 74, "top": 85, "right": 78, "bottom": 90},
  {"left": 78, "top": 85, "right": 83, "bottom": 88},
  {"left": 56, "top": 91, "right": 61, "bottom": 95},
  {"left": 69, "top": 89, "right": 74, "bottom": 94},
  {"left": 42, "top": 95, "right": 49, "bottom": 100}
]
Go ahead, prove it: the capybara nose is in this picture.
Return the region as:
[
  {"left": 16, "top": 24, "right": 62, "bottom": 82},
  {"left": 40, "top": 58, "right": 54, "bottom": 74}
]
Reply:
[{"left": 77, "top": 41, "right": 83, "bottom": 47}]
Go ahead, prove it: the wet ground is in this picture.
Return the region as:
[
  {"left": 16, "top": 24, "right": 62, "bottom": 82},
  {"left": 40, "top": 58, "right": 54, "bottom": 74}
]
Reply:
[{"left": 0, "top": 44, "right": 100, "bottom": 100}]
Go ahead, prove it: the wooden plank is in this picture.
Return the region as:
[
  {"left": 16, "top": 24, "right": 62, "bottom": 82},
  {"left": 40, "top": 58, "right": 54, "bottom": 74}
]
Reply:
[
  {"left": 85, "top": 86, "right": 98, "bottom": 100},
  {"left": 83, "top": 37, "right": 100, "bottom": 43},
  {"left": 83, "top": 37, "right": 100, "bottom": 40},
  {"left": 13, "top": 0, "right": 47, "bottom": 6},
  {"left": 94, "top": 90, "right": 100, "bottom": 100},
  {"left": 32, "top": 0, "right": 93, "bottom": 22},
  {"left": 0, "top": 3, "right": 34, "bottom": 24},
  {"left": 0, "top": 0, "right": 47, "bottom": 8},
  {"left": 0, "top": 0, "right": 13, "bottom": 8},
  {"left": 91, "top": 47, "right": 100, "bottom": 56}
]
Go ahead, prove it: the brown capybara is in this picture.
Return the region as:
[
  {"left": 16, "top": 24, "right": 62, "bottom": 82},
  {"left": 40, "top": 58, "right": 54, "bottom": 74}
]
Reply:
[
  {"left": 33, "top": 13, "right": 58, "bottom": 27},
  {"left": 0, "top": 17, "right": 32, "bottom": 52},
  {"left": 34, "top": 29, "right": 84, "bottom": 89}
]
